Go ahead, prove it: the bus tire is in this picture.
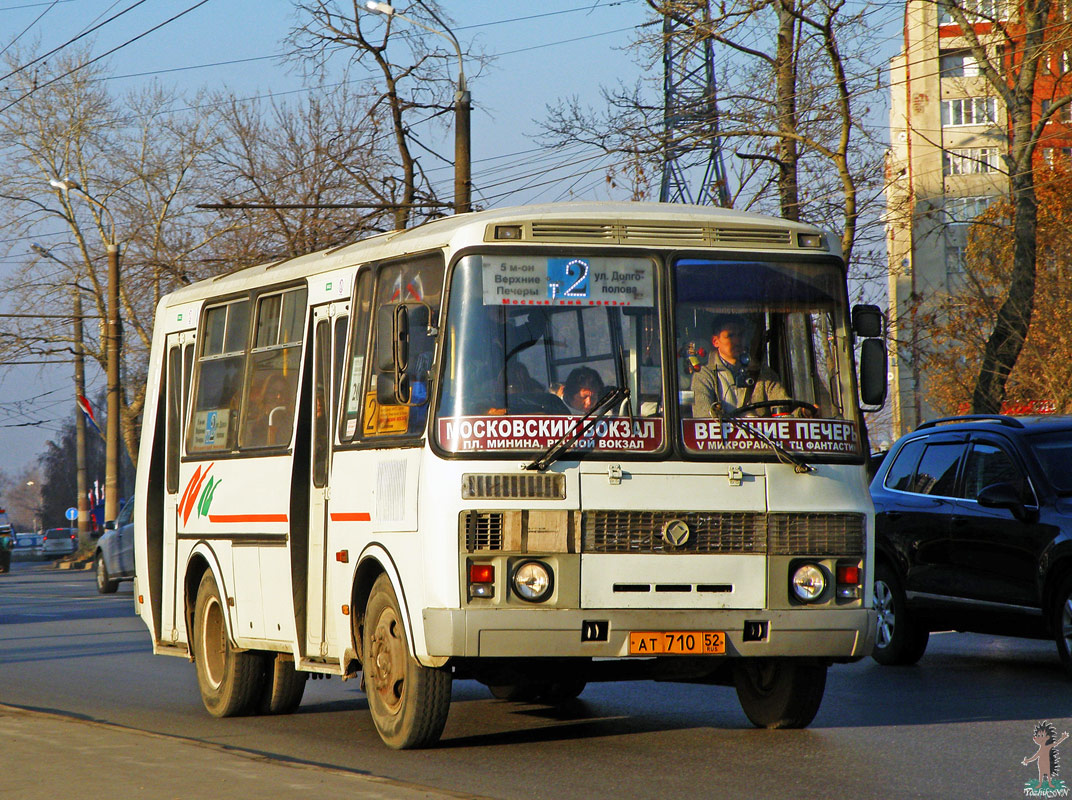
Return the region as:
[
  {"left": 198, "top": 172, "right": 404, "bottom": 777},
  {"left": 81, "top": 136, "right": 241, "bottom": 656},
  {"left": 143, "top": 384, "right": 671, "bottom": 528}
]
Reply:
[
  {"left": 193, "top": 570, "right": 261, "bottom": 718},
  {"left": 733, "top": 659, "right": 826, "bottom": 729},
  {"left": 872, "top": 562, "right": 929, "bottom": 666},
  {"left": 257, "top": 653, "right": 308, "bottom": 715},
  {"left": 535, "top": 678, "right": 586, "bottom": 705},
  {"left": 362, "top": 574, "right": 451, "bottom": 749},
  {"left": 95, "top": 552, "right": 119, "bottom": 594}
]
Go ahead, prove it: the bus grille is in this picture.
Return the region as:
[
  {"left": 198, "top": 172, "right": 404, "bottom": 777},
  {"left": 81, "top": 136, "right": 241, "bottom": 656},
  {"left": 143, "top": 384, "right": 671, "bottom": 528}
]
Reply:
[
  {"left": 462, "top": 512, "right": 504, "bottom": 552},
  {"left": 767, "top": 513, "right": 865, "bottom": 555},
  {"left": 461, "top": 473, "right": 565, "bottom": 500},
  {"left": 583, "top": 511, "right": 864, "bottom": 555}
]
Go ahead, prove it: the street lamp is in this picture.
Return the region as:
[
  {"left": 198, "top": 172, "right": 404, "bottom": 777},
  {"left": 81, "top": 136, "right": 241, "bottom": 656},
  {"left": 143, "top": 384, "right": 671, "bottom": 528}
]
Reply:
[
  {"left": 48, "top": 178, "right": 122, "bottom": 525},
  {"left": 31, "top": 243, "right": 92, "bottom": 542},
  {"left": 365, "top": 1, "right": 471, "bottom": 213}
]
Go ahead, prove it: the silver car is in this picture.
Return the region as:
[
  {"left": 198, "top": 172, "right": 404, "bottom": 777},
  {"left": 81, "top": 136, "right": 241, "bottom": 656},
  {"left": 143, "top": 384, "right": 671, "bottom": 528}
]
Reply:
[
  {"left": 95, "top": 500, "right": 134, "bottom": 594},
  {"left": 41, "top": 527, "right": 77, "bottom": 558}
]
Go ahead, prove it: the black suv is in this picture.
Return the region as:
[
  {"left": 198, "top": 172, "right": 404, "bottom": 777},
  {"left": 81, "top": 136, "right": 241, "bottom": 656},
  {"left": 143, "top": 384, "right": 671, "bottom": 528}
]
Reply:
[{"left": 870, "top": 414, "right": 1072, "bottom": 671}]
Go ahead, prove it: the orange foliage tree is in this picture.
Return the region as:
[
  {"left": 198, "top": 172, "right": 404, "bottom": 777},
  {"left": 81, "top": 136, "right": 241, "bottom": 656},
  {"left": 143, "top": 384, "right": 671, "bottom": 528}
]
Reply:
[{"left": 918, "top": 162, "right": 1072, "bottom": 414}]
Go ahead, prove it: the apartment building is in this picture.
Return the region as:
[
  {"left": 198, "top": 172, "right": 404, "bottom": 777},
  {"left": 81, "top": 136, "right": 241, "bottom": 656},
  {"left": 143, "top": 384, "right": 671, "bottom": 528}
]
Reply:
[{"left": 885, "top": 0, "right": 1072, "bottom": 436}]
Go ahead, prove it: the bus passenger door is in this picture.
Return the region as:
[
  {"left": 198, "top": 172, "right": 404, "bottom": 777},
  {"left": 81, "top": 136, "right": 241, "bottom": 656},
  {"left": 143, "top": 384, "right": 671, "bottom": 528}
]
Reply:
[
  {"left": 306, "top": 304, "right": 345, "bottom": 657},
  {"left": 162, "top": 334, "right": 193, "bottom": 644}
]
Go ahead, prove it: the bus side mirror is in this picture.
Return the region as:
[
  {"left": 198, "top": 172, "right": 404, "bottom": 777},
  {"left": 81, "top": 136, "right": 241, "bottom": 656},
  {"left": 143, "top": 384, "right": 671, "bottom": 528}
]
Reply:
[
  {"left": 852, "top": 304, "right": 884, "bottom": 338},
  {"left": 859, "top": 338, "right": 887, "bottom": 407}
]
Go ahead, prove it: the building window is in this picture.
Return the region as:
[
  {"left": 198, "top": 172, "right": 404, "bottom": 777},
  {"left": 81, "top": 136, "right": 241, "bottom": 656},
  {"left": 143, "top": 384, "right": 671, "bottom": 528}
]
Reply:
[
  {"left": 939, "top": 0, "right": 1006, "bottom": 23},
  {"left": 944, "top": 195, "right": 996, "bottom": 224},
  {"left": 943, "top": 147, "right": 1002, "bottom": 175},
  {"left": 946, "top": 245, "right": 966, "bottom": 281},
  {"left": 941, "top": 97, "right": 998, "bottom": 127},
  {"left": 940, "top": 49, "right": 980, "bottom": 78},
  {"left": 1043, "top": 147, "right": 1072, "bottom": 163},
  {"left": 1041, "top": 99, "right": 1072, "bottom": 123}
]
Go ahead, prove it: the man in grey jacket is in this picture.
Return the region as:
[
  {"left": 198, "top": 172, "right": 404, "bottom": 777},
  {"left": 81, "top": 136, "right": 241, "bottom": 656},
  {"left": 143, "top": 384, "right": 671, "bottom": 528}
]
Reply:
[{"left": 690, "top": 314, "right": 788, "bottom": 418}]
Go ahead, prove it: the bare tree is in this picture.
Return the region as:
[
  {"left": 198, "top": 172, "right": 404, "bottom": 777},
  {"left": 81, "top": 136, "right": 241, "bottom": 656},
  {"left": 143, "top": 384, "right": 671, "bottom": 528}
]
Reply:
[
  {"left": 288, "top": 0, "right": 486, "bottom": 229},
  {"left": 0, "top": 50, "right": 228, "bottom": 465},
  {"left": 202, "top": 87, "right": 402, "bottom": 261}
]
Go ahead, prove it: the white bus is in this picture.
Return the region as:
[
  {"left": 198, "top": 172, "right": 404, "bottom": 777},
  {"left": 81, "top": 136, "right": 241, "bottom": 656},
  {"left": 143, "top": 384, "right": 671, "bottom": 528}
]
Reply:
[{"left": 134, "top": 202, "right": 886, "bottom": 749}]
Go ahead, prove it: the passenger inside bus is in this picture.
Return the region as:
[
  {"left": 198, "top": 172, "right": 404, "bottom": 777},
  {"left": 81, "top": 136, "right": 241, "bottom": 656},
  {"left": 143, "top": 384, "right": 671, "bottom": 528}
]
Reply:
[{"left": 690, "top": 313, "right": 788, "bottom": 418}]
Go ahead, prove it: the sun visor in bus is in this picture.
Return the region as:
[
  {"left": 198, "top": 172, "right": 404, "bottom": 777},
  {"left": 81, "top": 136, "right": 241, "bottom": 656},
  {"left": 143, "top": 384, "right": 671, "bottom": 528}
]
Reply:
[{"left": 673, "top": 260, "right": 838, "bottom": 306}]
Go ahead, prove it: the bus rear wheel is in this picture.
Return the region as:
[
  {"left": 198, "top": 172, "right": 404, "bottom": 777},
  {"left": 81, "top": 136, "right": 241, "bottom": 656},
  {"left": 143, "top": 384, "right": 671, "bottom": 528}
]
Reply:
[
  {"left": 733, "top": 658, "right": 826, "bottom": 729},
  {"left": 257, "top": 653, "right": 308, "bottom": 715},
  {"left": 362, "top": 574, "right": 451, "bottom": 749},
  {"left": 193, "top": 571, "right": 261, "bottom": 717}
]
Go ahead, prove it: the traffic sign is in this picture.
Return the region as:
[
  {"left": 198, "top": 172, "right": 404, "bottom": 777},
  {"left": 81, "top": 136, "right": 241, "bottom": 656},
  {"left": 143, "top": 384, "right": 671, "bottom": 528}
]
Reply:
[{"left": 65, "top": 507, "right": 78, "bottom": 522}]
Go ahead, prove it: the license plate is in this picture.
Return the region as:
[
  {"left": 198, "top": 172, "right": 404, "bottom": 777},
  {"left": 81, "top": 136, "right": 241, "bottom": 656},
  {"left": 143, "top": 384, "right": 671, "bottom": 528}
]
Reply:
[{"left": 628, "top": 631, "right": 726, "bottom": 655}]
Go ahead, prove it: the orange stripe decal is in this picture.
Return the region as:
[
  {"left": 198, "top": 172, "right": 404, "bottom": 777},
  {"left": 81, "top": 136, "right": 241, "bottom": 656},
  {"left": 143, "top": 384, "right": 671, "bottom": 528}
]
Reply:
[
  {"left": 207, "top": 513, "right": 289, "bottom": 523},
  {"left": 330, "top": 512, "right": 372, "bottom": 522}
]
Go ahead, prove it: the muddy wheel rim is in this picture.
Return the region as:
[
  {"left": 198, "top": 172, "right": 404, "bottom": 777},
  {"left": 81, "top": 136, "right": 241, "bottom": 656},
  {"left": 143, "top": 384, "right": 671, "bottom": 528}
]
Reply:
[
  {"left": 369, "top": 605, "right": 406, "bottom": 715},
  {"left": 199, "top": 595, "right": 226, "bottom": 690}
]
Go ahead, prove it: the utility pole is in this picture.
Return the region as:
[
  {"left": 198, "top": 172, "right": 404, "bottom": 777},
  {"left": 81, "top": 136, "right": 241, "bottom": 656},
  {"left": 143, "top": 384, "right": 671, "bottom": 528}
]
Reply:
[
  {"left": 365, "top": 2, "right": 471, "bottom": 213},
  {"left": 32, "top": 243, "right": 92, "bottom": 541},
  {"left": 48, "top": 178, "right": 123, "bottom": 524}
]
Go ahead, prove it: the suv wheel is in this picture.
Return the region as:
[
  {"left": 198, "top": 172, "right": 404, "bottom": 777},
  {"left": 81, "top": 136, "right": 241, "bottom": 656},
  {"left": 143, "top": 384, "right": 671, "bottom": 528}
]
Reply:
[
  {"left": 1052, "top": 576, "right": 1072, "bottom": 677},
  {"left": 872, "top": 562, "right": 929, "bottom": 666}
]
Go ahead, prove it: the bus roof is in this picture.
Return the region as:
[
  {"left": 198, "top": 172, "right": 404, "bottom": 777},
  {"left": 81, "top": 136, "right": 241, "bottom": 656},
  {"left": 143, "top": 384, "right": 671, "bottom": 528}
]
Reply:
[{"left": 162, "top": 201, "right": 838, "bottom": 307}]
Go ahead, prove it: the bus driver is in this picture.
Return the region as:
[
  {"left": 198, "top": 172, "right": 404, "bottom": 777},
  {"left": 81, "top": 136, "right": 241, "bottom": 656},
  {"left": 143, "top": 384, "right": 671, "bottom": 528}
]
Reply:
[{"left": 691, "top": 314, "right": 788, "bottom": 418}]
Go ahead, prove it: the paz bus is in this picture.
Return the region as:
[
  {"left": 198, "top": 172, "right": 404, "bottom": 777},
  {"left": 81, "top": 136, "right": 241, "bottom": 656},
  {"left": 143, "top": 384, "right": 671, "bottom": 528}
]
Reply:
[{"left": 133, "top": 202, "right": 887, "bottom": 749}]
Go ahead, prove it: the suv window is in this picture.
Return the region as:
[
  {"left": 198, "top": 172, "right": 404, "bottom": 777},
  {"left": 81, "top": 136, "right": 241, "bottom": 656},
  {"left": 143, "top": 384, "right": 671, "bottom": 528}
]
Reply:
[
  {"left": 885, "top": 439, "right": 925, "bottom": 492},
  {"left": 910, "top": 442, "right": 964, "bottom": 496},
  {"left": 962, "top": 442, "right": 1031, "bottom": 503}
]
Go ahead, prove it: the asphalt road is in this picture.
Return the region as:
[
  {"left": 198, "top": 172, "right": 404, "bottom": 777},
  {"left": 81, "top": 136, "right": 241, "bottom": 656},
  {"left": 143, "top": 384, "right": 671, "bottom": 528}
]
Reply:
[{"left": 3, "top": 559, "right": 1071, "bottom": 799}]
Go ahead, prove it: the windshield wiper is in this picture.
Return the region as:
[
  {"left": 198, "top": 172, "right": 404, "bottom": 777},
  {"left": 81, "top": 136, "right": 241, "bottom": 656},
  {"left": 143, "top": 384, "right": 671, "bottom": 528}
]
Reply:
[
  {"left": 718, "top": 412, "right": 814, "bottom": 474},
  {"left": 523, "top": 385, "right": 629, "bottom": 472}
]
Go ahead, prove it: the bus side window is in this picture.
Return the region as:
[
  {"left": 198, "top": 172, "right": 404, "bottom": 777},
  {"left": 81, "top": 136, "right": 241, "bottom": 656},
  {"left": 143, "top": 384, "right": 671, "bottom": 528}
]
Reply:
[
  {"left": 165, "top": 347, "right": 182, "bottom": 494},
  {"left": 240, "top": 286, "right": 308, "bottom": 448},
  {"left": 187, "top": 299, "right": 249, "bottom": 454},
  {"left": 340, "top": 270, "right": 374, "bottom": 442},
  {"left": 361, "top": 258, "right": 444, "bottom": 438}
]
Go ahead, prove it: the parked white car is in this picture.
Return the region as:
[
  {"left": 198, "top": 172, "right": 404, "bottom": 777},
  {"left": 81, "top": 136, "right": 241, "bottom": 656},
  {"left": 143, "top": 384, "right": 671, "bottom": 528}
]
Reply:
[
  {"left": 42, "top": 527, "right": 78, "bottom": 558},
  {"left": 95, "top": 501, "right": 134, "bottom": 594}
]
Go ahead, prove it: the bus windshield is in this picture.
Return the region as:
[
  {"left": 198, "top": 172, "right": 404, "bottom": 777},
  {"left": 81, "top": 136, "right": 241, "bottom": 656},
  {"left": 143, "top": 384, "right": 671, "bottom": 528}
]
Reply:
[
  {"left": 674, "top": 258, "right": 863, "bottom": 458},
  {"left": 436, "top": 253, "right": 665, "bottom": 454}
]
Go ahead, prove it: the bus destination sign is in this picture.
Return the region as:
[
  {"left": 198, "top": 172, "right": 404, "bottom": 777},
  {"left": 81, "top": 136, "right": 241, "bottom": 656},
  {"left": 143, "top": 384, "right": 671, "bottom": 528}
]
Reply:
[
  {"left": 439, "top": 415, "right": 664, "bottom": 453},
  {"left": 681, "top": 418, "right": 861, "bottom": 454},
  {"left": 482, "top": 256, "right": 654, "bottom": 307}
]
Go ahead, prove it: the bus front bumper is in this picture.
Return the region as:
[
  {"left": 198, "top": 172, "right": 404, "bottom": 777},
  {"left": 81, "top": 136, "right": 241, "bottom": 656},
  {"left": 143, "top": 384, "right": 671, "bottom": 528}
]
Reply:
[{"left": 422, "top": 607, "right": 876, "bottom": 661}]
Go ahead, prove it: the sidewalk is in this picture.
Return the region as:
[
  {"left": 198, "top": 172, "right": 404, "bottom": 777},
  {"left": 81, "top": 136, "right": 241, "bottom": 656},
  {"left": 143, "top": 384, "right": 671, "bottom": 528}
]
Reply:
[{"left": 0, "top": 704, "right": 473, "bottom": 799}]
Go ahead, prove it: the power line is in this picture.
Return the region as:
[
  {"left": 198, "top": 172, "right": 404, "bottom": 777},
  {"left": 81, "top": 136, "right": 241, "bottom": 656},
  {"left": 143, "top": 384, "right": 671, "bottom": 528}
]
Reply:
[{"left": 0, "top": 0, "right": 213, "bottom": 113}]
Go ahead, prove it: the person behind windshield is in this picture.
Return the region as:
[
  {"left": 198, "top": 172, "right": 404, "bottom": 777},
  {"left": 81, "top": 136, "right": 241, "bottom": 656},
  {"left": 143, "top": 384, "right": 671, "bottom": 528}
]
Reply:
[
  {"left": 691, "top": 313, "right": 788, "bottom": 418},
  {"left": 563, "top": 366, "right": 605, "bottom": 414}
]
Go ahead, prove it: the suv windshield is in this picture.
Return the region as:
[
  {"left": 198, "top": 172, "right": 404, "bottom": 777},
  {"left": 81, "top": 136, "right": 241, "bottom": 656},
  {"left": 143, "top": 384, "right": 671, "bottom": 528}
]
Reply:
[
  {"left": 435, "top": 253, "right": 664, "bottom": 455},
  {"left": 673, "top": 258, "right": 863, "bottom": 458}
]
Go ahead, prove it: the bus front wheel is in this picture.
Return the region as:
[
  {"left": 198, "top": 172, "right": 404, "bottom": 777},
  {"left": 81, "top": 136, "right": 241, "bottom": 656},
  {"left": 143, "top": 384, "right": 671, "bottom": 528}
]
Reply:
[
  {"left": 733, "top": 658, "right": 826, "bottom": 729},
  {"left": 193, "top": 571, "right": 261, "bottom": 717},
  {"left": 362, "top": 574, "right": 451, "bottom": 749}
]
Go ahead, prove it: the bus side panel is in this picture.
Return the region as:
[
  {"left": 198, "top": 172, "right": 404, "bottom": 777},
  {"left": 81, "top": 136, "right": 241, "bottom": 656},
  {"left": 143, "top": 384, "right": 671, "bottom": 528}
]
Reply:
[
  {"left": 178, "top": 455, "right": 295, "bottom": 647},
  {"left": 326, "top": 447, "right": 426, "bottom": 661}
]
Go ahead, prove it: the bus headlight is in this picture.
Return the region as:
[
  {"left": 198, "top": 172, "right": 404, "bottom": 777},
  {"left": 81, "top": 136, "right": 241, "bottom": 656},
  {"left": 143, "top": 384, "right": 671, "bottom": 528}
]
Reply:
[
  {"left": 791, "top": 563, "right": 827, "bottom": 603},
  {"left": 512, "top": 560, "right": 554, "bottom": 603}
]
